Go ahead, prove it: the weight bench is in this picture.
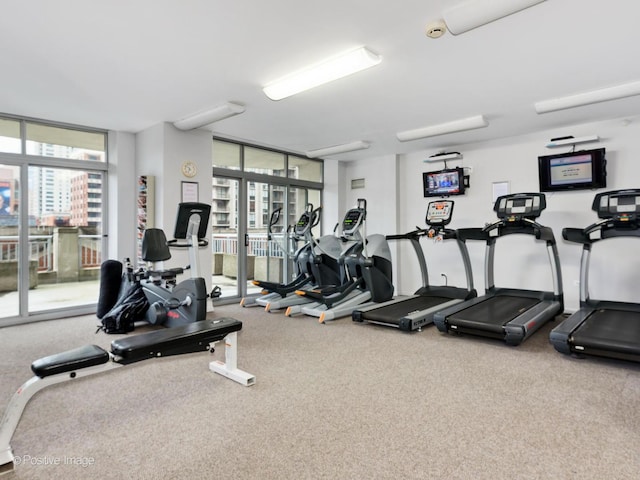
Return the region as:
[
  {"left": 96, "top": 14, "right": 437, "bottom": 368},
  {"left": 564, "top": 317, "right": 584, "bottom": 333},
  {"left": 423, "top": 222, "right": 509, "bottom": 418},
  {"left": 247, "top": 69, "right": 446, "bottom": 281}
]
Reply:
[{"left": 0, "top": 317, "right": 255, "bottom": 475}]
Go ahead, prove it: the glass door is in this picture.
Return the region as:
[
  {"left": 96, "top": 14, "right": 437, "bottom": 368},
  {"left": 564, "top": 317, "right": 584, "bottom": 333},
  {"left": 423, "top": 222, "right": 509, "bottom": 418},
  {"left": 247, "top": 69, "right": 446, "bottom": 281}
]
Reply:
[
  {"left": 27, "top": 166, "right": 104, "bottom": 313},
  {"left": 211, "top": 176, "right": 241, "bottom": 299},
  {"left": 211, "top": 139, "right": 324, "bottom": 302},
  {"left": 0, "top": 164, "right": 20, "bottom": 319},
  {"left": 210, "top": 179, "right": 323, "bottom": 301},
  {"left": 246, "top": 181, "right": 281, "bottom": 295}
]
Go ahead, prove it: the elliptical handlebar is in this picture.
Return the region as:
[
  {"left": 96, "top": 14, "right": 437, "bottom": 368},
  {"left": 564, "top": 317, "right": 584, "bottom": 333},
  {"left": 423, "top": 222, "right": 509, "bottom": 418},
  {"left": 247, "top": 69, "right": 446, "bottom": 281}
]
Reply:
[
  {"left": 267, "top": 207, "right": 283, "bottom": 240},
  {"left": 310, "top": 206, "right": 322, "bottom": 229}
]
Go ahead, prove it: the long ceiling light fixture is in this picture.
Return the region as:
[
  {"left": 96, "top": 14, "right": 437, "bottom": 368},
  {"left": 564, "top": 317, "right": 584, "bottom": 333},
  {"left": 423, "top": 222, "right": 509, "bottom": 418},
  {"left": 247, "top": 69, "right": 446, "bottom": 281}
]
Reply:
[
  {"left": 443, "top": 0, "right": 546, "bottom": 35},
  {"left": 535, "top": 81, "right": 640, "bottom": 114},
  {"left": 263, "top": 47, "right": 382, "bottom": 101},
  {"left": 396, "top": 115, "right": 489, "bottom": 142},
  {"left": 305, "top": 140, "right": 370, "bottom": 158},
  {"left": 173, "top": 102, "right": 245, "bottom": 130}
]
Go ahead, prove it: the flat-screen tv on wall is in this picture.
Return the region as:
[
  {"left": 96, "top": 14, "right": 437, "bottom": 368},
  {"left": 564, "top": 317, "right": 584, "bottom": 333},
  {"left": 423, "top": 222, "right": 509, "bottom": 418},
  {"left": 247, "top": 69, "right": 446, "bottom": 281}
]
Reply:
[
  {"left": 538, "top": 148, "right": 606, "bottom": 192},
  {"left": 423, "top": 167, "right": 465, "bottom": 197}
]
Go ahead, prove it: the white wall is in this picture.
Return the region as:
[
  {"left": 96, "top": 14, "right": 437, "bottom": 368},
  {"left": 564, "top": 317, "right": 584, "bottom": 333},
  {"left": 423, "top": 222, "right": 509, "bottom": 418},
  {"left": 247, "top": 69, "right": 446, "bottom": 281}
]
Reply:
[
  {"left": 321, "top": 160, "right": 346, "bottom": 231},
  {"left": 107, "top": 130, "right": 137, "bottom": 261},
  {"left": 135, "top": 123, "right": 213, "bottom": 288},
  {"left": 388, "top": 114, "right": 640, "bottom": 312}
]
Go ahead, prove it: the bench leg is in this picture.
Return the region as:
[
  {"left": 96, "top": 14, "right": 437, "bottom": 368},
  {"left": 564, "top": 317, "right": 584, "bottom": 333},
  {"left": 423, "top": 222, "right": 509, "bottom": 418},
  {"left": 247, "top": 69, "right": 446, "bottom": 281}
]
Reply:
[
  {"left": 209, "top": 332, "right": 256, "bottom": 386},
  {"left": 0, "top": 362, "right": 121, "bottom": 475}
]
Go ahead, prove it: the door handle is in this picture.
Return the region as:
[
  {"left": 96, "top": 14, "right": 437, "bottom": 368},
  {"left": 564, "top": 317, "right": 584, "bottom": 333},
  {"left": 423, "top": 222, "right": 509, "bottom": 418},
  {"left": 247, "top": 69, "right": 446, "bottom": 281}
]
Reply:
[{"left": 244, "top": 233, "right": 249, "bottom": 247}]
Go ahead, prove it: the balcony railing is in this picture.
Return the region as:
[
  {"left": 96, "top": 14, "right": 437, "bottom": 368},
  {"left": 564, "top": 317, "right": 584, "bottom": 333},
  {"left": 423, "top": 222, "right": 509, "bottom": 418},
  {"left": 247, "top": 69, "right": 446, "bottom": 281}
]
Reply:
[
  {"left": 78, "top": 234, "right": 102, "bottom": 268},
  {"left": 0, "top": 230, "right": 101, "bottom": 278},
  {"left": 211, "top": 233, "right": 294, "bottom": 257}
]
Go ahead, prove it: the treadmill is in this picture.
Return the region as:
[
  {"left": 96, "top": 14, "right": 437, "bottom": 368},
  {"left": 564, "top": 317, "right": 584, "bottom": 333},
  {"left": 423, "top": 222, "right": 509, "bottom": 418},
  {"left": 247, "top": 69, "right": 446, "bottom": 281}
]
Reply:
[
  {"left": 434, "top": 193, "right": 564, "bottom": 346},
  {"left": 550, "top": 189, "right": 640, "bottom": 362},
  {"left": 352, "top": 200, "right": 476, "bottom": 331}
]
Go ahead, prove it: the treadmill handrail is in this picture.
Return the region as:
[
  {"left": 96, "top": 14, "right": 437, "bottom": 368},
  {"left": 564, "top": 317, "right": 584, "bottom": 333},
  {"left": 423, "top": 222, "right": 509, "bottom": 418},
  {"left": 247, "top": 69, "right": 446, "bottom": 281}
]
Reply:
[
  {"left": 460, "top": 219, "right": 556, "bottom": 244},
  {"left": 386, "top": 226, "right": 457, "bottom": 242},
  {"left": 385, "top": 227, "right": 429, "bottom": 242},
  {"left": 457, "top": 227, "right": 489, "bottom": 242},
  {"left": 563, "top": 217, "right": 640, "bottom": 245}
]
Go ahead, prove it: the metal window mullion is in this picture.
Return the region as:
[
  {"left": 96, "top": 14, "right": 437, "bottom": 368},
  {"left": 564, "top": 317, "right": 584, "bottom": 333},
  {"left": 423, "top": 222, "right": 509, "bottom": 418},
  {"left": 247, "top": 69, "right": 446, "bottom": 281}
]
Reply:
[
  {"left": 18, "top": 163, "right": 29, "bottom": 318},
  {"left": 237, "top": 178, "right": 248, "bottom": 298},
  {"left": 18, "top": 154, "right": 108, "bottom": 172}
]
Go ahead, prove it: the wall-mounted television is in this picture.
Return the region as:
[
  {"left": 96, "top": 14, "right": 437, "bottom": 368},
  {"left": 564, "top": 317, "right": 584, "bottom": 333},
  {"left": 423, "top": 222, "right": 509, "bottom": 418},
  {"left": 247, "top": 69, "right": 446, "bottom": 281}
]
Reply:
[
  {"left": 538, "top": 148, "right": 606, "bottom": 192},
  {"left": 423, "top": 167, "right": 465, "bottom": 197}
]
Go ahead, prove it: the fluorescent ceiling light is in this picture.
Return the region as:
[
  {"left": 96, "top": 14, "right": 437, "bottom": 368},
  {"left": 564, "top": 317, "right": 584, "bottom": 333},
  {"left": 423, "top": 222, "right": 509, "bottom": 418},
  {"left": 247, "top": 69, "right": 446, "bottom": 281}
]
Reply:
[
  {"left": 545, "top": 135, "right": 599, "bottom": 148},
  {"left": 443, "top": 0, "right": 546, "bottom": 35},
  {"left": 535, "top": 81, "right": 640, "bottom": 114},
  {"left": 305, "top": 140, "right": 370, "bottom": 158},
  {"left": 263, "top": 47, "right": 382, "bottom": 101},
  {"left": 174, "top": 102, "right": 245, "bottom": 130},
  {"left": 397, "top": 115, "right": 488, "bottom": 142}
]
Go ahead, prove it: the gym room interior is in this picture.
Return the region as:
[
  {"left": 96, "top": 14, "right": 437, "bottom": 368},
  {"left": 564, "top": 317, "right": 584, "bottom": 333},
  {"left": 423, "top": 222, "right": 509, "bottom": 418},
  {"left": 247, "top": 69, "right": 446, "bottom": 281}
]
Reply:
[{"left": 0, "top": 1, "right": 639, "bottom": 479}]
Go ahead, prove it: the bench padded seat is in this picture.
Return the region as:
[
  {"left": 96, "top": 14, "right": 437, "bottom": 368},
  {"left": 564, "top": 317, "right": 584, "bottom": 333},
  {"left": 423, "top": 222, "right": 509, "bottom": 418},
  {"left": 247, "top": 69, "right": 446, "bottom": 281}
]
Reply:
[
  {"left": 31, "top": 345, "right": 110, "bottom": 378},
  {"left": 29, "top": 318, "right": 242, "bottom": 375},
  {"left": 110, "top": 317, "right": 242, "bottom": 364}
]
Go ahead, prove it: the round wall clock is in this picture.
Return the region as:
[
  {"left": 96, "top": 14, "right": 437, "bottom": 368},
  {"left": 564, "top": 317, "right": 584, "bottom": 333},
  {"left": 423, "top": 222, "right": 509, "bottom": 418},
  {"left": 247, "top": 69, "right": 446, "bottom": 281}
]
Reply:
[{"left": 181, "top": 161, "right": 197, "bottom": 178}]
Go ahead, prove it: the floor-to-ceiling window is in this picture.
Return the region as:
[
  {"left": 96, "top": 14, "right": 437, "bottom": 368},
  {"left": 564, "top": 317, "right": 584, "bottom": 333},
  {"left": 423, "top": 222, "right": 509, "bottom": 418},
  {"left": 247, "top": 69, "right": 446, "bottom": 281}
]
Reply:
[
  {"left": 0, "top": 116, "right": 108, "bottom": 326},
  {"left": 211, "top": 138, "right": 323, "bottom": 301}
]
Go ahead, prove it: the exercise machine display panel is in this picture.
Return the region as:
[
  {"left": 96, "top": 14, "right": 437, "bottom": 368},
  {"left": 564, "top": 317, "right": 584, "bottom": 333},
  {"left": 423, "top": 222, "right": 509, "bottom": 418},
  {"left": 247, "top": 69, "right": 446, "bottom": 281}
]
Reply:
[{"left": 426, "top": 200, "right": 454, "bottom": 226}]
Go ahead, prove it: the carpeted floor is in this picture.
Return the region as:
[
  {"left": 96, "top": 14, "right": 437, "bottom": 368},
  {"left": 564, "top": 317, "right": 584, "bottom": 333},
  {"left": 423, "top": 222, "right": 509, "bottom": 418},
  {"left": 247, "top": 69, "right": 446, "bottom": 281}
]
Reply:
[{"left": 0, "top": 303, "right": 639, "bottom": 479}]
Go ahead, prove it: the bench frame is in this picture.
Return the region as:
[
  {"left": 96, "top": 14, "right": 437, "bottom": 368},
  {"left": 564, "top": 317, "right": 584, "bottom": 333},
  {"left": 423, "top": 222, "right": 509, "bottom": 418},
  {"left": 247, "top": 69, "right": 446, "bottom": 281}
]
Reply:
[{"left": 0, "top": 319, "right": 254, "bottom": 475}]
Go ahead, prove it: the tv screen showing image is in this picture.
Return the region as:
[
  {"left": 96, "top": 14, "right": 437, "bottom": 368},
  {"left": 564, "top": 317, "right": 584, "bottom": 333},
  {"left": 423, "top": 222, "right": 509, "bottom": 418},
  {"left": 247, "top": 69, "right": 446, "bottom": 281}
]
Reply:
[
  {"left": 423, "top": 168, "right": 465, "bottom": 197},
  {"left": 538, "top": 148, "right": 606, "bottom": 192}
]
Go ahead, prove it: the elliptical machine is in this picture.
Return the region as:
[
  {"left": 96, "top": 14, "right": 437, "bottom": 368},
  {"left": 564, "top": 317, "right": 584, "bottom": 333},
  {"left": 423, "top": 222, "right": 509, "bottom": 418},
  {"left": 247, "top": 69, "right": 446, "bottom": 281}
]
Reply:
[
  {"left": 137, "top": 202, "right": 212, "bottom": 327},
  {"left": 292, "top": 198, "right": 394, "bottom": 323},
  {"left": 242, "top": 203, "right": 324, "bottom": 310}
]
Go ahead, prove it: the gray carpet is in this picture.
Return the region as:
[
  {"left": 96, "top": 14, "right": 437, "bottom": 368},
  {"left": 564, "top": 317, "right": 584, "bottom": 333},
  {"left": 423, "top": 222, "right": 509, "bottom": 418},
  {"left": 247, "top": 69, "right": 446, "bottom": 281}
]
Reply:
[{"left": 1, "top": 303, "right": 639, "bottom": 479}]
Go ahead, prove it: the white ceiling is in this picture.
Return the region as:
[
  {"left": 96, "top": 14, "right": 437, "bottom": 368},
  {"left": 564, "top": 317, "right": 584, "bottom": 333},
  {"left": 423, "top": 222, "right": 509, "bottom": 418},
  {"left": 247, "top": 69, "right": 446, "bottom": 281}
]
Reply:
[{"left": 2, "top": 0, "right": 640, "bottom": 161}]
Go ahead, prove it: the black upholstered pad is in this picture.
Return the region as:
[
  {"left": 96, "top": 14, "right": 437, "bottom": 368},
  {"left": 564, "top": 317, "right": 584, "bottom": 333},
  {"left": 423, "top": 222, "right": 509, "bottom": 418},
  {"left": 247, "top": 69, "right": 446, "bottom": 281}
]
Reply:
[
  {"left": 31, "top": 344, "right": 110, "bottom": 378},
  {"left": 110, "top": 317, "right": 242, "bottom": 364}
]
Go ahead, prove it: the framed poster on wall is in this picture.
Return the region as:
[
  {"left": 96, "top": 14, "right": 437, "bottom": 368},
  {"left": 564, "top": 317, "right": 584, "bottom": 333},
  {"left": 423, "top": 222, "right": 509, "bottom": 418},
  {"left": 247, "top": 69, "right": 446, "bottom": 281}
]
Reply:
[{"left": 181, "top": 181, "right": 199, "bottom": 203}]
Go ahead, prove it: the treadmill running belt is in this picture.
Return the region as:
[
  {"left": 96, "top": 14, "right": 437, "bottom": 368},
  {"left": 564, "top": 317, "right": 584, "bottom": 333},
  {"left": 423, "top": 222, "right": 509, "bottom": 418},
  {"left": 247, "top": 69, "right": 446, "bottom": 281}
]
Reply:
[
  {"left": 362, "top": 296, "right": 450, "bottom": 323},
  {"left": 572, "top": 309, "right": 640, "bottom": 355},
  {"left": 449, "top": 295, "right": 540, "bottom": 333}
]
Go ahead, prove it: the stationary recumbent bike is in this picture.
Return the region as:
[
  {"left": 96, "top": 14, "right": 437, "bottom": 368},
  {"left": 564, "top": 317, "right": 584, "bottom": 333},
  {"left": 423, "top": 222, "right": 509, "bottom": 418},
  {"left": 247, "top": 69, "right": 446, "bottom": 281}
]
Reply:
[{"left": 137, "top": 202, "right": 214, "bottom": 327}]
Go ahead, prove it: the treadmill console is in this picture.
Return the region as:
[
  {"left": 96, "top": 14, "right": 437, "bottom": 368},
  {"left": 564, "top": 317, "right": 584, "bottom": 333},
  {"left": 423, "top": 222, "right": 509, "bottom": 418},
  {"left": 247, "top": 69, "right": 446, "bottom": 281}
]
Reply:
[
  {"left": 426, "top": 200, "right": 454, "bottom": 227},
  {"left": 593, "top": 189, "right": 640, "bottom": 223},
  {"left": 494, "top": 193, "right": 546, "bottom": 221}
]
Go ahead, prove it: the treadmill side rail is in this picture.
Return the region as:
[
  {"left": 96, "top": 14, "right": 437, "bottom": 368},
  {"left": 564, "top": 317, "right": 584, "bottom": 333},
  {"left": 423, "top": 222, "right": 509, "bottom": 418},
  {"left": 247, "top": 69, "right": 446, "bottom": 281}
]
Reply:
[
  {"left": 398, "top": 298, "right": 462, "bottom": 331},
  {"left": 503, "top": 300, "right": 563, "bottom": 345},
  {"left": 433, "top": 296, "right": 489, "bottom": 333},
  {"left": 549, "top": 309, "right": 594, "bottom": 354}
]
